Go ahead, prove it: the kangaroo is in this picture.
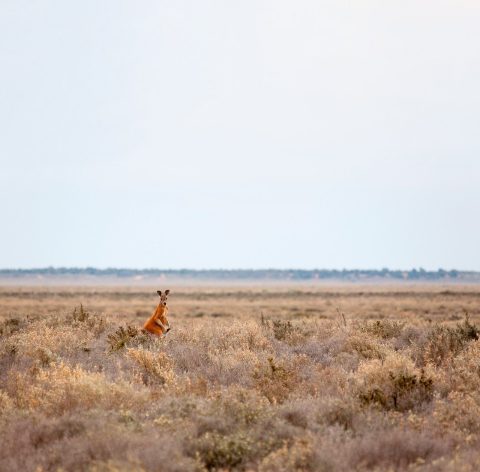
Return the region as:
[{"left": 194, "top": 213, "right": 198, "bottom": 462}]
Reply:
[{"left": 143, "top": 290, "right": 171, "bottom": 336}]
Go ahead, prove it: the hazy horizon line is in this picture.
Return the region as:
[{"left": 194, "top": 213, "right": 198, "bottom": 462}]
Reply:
[{"left": 1, "top": 267, "right": 478, "bottom": 273}]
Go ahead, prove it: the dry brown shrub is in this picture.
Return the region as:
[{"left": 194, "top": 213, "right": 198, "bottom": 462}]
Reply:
[
  {"left": 0, "top": 317, "right": 26, "bottom": 336},
  {"left": 179, "top": 375, "right": 209, "bottom": 396},
  {"left": 435, "top": 340, "right": 480, "bottom": 396},
  {"left": 0, "top": 412, "right": 200, "bottom": 472},
  {"left": 272, "top": 319, "right": 296, "bottom": 340},
  {"left": 205, "top": 348, "right": 259, "bottom": 386},
  {"left": 316, "top": 396, "right": 359, "bottom": 430},
  {"left": 0, "top": 390, "right": 13, "bottom": 412},
  {"left": 416, "top": 317, "right": 479, "bottom": 367},
  {"left": 0, "top": 413, "right": 89, "bottom": 471},
  {"left": 420, "top": 326, "right": 468, "bottom": 367},
  {"left": 69, "top": 304, "right": 107, "bottom": 336},
  {"left": 411, "top": 450, "right": 480, "bottom": 472},
  {"left": 219, "top": 387, "right": 271, "bottom": 426},
  {"left": 107, "top": 324, "right": 153, "bottom": 352},
  {"left": 88, "top": 460, "right": 147, "bottom": 472},
  {"left": 7, "top": 362, "right": 148, "bottom": 414},
  {"left": 258, "top": 437, "right": 322, "bottom": 472},
  {"left": 254, "top": 356, "right": 302, "bottom": 404},
  {"left": 344, "top": 331, "right": 390, "bottom": 360},
  {"left": 126, "top": 348, "right": 176, "bottom": 386},
  {"left": 176, "top": 319, "right": 271, "bottom": 353},
  {"left": 432, "top": 392, "right": 480, "bottom": 439},
  {"left": 356, "top": 353, "right": 434, "bottom": 411},
  {"left": 346, "top": 427, "right": 452, "bottom": 471},
  {"left": 193, "top": 430, "right": 255, "bottom": 470},
  {"left": 292, "top": 334, "right": 346, "bottom": 366},
  {"left": 261, "top": 317, "right": 316, "bottom": 345},
  {"left": 3, "top": 323, "right": 92, "bottom": 363},
  {"left": 361, "top": 319, "right": 405, "bottom": 339}
]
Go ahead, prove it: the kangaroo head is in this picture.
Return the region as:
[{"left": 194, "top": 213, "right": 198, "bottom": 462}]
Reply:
[{"left": 157, "top": 289, "right": 170, "bottom": 307}]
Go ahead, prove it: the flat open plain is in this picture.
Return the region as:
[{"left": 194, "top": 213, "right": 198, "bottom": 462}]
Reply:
[{"left": 1, "top": 283, "right": 479, "bottom": 322}]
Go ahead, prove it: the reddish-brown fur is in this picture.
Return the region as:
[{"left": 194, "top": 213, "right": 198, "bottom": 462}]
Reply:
[{"left": 143, "top": 290, "right": 171, "bottom": 336}]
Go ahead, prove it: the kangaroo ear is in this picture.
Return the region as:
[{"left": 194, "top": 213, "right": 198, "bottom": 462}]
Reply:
[
  {"left": 165, "top": 289, "right": 170, "bottom": 296},
  {"left": 157, "top": 290, "right": 162, "bottom": 297}
]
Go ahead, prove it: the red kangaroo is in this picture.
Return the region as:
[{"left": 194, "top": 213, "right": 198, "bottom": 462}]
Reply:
[{"left": 143, "top": 290, "right": 171, "bottom": 336}]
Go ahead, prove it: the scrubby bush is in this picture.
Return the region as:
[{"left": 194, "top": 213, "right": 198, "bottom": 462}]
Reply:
[
  {"left": 0, "top": 317, "right": 25, "bottom": 336},
  {"left": 361, "top": 319, "right": 405, "bottom": 339},
  {"left": 356, "top": 354, "right": 434, "bottom": 411},
  {"left": 417, "top": 315, "right": 480, "bottom": 367},
  {"left": 433, "top": 391, "right": 480, "bottom": 438},
  {"left": 346, "top": 427, "right": 451, "bottom": 471},
  {"left": 316, "top": 397, "right": 359, "bottom": 430},
  {"left": 69, "top": 304, "right": 107, "bottom": 335},
  {"left": 271, "top": 320, "right": 296, "bottom": 341},
  {"left": 258, "top": 437, "right": 320, "bottom": 472},
  {"left": 344, "top": 332, "right": 389, "bottom": 360},
  {"left": 6, "top": 362, "right": 149, "bottom": 414},
  {"left": 1, "top": 317, "right": 99, "bottom": 370},
  {"left": 436, "top": 340, "right": 480, "bottom": 396},
  {"left": 107, "top": 324, "right": 148, "bottom": 352},
  {"left": 456, "top": 313, "right": 480, "bottom": 341},
  {"left": 193, "top": 431, "right": 254, "bottom": 470},
  {"left": 126, "top": 348, "right": 176, "bottom": 386},
  {"left": 254, "top": 356, "right": 299, "bottom": 404}
]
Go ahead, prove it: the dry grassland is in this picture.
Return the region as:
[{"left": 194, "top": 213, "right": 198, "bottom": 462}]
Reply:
[{"left": 1, "top": 284, "right": 480, "bottom": 471}]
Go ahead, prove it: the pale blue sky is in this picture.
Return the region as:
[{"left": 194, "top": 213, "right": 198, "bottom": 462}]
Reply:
[{"left": 1, "top": 1, "right": 479, "bottom": 270}]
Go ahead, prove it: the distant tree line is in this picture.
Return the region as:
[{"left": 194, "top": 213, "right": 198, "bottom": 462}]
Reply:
[{"left": 0, "top": 267, "right": 478, "bottom": 281}]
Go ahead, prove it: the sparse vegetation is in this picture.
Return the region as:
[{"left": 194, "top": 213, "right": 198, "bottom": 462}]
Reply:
[{"left": 1, "top": 286, "right": 480, "bottom": 471}]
